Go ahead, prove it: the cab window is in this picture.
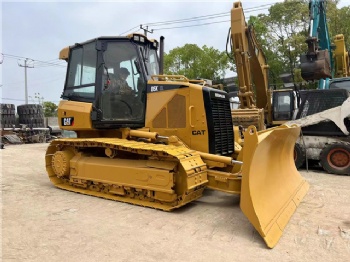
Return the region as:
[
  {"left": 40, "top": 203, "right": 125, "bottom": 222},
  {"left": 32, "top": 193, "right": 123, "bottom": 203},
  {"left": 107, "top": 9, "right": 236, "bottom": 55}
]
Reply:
[{"left": 65, "top": 42, "right": 97, "bottom": 100}]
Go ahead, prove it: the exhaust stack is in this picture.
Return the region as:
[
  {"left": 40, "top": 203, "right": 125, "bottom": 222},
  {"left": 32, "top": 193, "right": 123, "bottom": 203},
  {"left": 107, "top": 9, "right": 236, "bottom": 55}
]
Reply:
[{"left": 159, "top": 36, "right": 165, "bottom": 75}]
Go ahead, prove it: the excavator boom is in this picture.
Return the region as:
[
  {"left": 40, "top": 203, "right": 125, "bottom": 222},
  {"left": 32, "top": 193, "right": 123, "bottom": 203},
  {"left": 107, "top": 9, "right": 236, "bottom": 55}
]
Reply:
[
  {"left": 333, "top": 34, "right": 350, "bottom": 78},
  {"left": 229, "top": 1, "right": 268, "bottom": 130}
]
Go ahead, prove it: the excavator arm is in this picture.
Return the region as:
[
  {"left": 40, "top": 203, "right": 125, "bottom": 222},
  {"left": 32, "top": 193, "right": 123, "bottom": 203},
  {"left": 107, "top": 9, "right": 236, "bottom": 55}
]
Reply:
[
  {"left": 230, "top": 1, "right": 268, "bottom": 110},
  {"left": 229, "top": 2, "right": 272, "bottom": 129},
  {"left": 333, "top": 34, "right": 350, "bottom": 78},
  {"left": 300, "top": 0, "right": 333, "bottom": 86},
  {"left": 301, "top": 0, "right": 350, "bottom": 89}
]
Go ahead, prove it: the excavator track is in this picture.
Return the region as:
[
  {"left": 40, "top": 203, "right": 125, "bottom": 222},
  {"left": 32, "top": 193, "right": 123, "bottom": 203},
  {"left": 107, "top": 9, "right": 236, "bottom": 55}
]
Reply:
[{"left": 45, "top": 138, "right": 208, "bottom": 211}]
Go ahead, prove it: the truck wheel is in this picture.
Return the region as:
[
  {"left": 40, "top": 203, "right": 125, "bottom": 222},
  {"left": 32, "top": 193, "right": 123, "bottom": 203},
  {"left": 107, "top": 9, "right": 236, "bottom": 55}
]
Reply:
[
  {"left": 294, "top": 143, "right": 306, "bottom": 169},
  {"left": 320, "top": 143, "right": 350, "bottom": 175}
]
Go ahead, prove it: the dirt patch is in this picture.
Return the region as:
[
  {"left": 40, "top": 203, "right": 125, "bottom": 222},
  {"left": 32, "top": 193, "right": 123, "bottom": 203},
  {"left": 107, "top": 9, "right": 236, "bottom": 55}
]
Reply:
[{"left": 1, "top": 143, "right": 349, "bottom": 261}]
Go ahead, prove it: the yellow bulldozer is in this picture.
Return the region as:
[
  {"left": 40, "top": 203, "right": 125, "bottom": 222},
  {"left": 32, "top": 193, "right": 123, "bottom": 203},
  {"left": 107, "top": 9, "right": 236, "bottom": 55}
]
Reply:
[{"left": 45, "top": 6, "right": 309, "bottom": 248}]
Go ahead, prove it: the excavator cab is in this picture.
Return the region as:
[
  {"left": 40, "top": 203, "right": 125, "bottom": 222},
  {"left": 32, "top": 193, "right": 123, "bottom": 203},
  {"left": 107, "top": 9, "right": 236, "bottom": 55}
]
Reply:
[
  {"left": 272, "top": 90, "right": 297, "bottom": 122},
  {"left": 59, "top": 34, "right": 159, "bottom": 130}
]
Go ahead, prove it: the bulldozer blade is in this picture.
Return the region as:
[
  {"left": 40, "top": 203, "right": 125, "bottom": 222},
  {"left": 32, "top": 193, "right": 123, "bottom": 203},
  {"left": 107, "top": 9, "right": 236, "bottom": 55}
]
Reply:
[{"left": 240, "top": 125, "right": 309, "bottom": 248}]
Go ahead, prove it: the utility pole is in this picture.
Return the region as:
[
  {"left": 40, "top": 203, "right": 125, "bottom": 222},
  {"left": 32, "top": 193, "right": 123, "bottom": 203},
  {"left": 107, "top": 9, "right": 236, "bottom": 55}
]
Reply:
[
  {"left": 18, "top": 58, "right": 34, "bottom": 104},
  {"left": 140, "top": 25, "right": 153, "bottom": 36},
  {"left": 0, "top": 55, "right": 3, "bottom": 88}
]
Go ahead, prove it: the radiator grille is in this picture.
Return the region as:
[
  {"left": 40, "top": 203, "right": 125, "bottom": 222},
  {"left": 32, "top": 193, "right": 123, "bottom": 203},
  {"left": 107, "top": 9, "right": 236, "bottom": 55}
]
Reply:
[{"left": 210, "top": 98, "right": 234, "bottom": 155}]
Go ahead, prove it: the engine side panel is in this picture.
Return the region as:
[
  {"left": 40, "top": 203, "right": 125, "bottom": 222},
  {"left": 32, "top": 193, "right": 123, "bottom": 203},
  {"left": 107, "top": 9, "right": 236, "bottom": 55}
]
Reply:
[{"left": 57, "top": 100, "right": 93, "bottom": 130}]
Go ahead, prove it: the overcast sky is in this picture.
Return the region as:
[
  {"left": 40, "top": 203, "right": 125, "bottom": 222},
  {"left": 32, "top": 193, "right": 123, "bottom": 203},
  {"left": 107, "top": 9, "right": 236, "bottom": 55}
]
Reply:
[{"left": 1, "top": 0, "right": 349, "bottom": 107}]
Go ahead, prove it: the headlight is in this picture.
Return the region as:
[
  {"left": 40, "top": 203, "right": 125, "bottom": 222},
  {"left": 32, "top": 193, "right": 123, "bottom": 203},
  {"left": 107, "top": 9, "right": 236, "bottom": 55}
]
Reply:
[
  {"left": 140, "top": 36, "right": 145, "bottom": 43},
  {"left": 134, "top": 35, "right": 140, "bottom": 41}
]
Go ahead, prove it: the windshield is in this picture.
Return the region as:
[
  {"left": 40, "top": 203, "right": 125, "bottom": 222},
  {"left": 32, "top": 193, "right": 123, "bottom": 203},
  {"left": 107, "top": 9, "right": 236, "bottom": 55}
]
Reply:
[
  {"left": 62, "top": 38, "right": 156, "bottom": 126},
  {"left": 274, "top": 91, "right": 291, "bottom": 112},
  {"left": 63, "top": 42, "right": 97, "bottom": 101},
  {"left": 100, "top": 41, "right": 146, "bottom": 122},
  {"left": 272, "top": 91, "right": 293, "bottom": 121},
  {"left": 145, "top": 49, "right": 159, "bottom": 77}
]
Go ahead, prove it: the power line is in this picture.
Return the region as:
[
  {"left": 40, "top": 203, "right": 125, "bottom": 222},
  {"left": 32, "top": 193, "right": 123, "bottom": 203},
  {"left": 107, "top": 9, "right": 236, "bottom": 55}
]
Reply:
[
  {"left": 145, "top": 4, "right": 272, "bottom": 27},
  {"left": 32, "top": 59, "right": 65, "bottom": 65},
  {"left": 2, "top": 53, "right": 25, "bottom": 59},
  {"left": 3, "top": 54, "right": 65, "bottom": 105},
  {"left": 1, "top": 97, "right": 31, "bottom": 102},
  {"left": 1, "top": 97, "right": 61, "bottom": 103},
  {"left": 40, "top": 58, "right": 62, "bottom": 63},
  {"left": 152, "top": 13, "right": 259, "bottom": 31},
  {"left": 2, "top": 53, "right": 66, "bottom": 68},
  {"left": 119, "top": 25, "right": 141, "bottom": 36},
  {"left": 32, "top": 61, "right": 66, "bottom": 68},
  {"left": 119, "top": 4, "right": 272, "bottom": 35},
  {"left": 2, "top": 75, "right": 64, "bottom": 88},
  {"left": 144, "top": 13, "right": 230, "bottom": 27},
  {"left": 153, "top": 19, "right": 231, "bottom": 31},
  {"left": 3, "top": 55, "right": 66, "bottom": 69},
  {"left": 31, "top": 59, "right": 66, "bottom": 68}
]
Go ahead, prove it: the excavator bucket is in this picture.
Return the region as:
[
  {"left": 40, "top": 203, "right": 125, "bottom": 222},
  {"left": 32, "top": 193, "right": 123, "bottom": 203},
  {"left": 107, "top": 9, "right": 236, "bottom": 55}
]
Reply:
[
  {"left": 300, "top": 49, "right": 332, "bottom": 81},
  {"left": 240, "top": 125, "right": 309, "bottom": 248}
]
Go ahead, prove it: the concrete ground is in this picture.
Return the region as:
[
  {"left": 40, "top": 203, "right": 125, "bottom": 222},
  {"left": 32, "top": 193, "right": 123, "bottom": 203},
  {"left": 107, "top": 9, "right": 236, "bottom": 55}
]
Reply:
[{"left": 1, "top": 143, "right": 349, "bottom": 262}]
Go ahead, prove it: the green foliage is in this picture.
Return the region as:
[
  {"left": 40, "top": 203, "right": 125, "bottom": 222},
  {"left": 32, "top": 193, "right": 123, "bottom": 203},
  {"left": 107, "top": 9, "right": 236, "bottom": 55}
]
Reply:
[
  {"left": 327, "top": 2, "right": 350, "bottom": 48},
  {"left": 250, "top": 1, "right": 309, "bottom": 87},
  {"left": 164, "top": 0, "right": 348, "bottom": 89},
  {"left": 42, "top": 101, "right": 58, "bottom": 117},
  {"left": 164, "top": 44, "right": 231, "bottom": 80},
  {"left": 247, "top": 0, "right": 348, "bottom": 88}
]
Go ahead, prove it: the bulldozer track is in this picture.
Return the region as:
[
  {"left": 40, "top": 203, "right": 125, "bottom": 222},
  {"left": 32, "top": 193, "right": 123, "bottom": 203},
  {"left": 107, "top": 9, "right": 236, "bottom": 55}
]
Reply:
[{"left": 45, "top": 138, "right": 208, "bottom": 211}]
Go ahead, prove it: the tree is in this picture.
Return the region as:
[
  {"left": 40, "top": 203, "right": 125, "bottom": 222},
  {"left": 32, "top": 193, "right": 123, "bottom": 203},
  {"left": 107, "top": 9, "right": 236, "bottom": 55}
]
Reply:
[
  {"left": 327, "top": 2, "right": 350, "bottom": 48},
  {"left": 253, "top": 1, "right": 309, "bottom": 86},
  {"left": 246, "top": 0, "right": 348, "bottom": 89},
  {"left": 247, "top": 15, "right": 286, "bottom": 87},
  {"left": 42, "top": 101, "right": 58, "bottom": 117},
  {"left": 164, "top": 44, "right": 231, "bottom": 81}
]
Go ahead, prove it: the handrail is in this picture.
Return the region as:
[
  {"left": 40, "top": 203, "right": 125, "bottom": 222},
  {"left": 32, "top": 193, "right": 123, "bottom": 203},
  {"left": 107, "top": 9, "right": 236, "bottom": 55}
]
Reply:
[{"left": 150, "top": 75, "right": 189, "bottom": 82}]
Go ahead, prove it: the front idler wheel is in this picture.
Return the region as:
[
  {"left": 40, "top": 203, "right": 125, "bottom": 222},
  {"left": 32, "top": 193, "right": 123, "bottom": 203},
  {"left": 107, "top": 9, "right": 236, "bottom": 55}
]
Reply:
[{"left": 51, "top": 150, "right": 75, "bottom": 178}]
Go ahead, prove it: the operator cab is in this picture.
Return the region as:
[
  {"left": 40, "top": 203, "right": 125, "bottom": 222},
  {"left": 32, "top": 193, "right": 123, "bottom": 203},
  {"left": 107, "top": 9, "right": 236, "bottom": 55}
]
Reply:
[
  {"left": 272, "top": 90, "right": 297, "bottom": 121},
  {"left": 60, "top": 33, "right": 159, "bottom": 129},
  {"left": 329, "top": 78, "right": 350, "bottom": 92}
]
